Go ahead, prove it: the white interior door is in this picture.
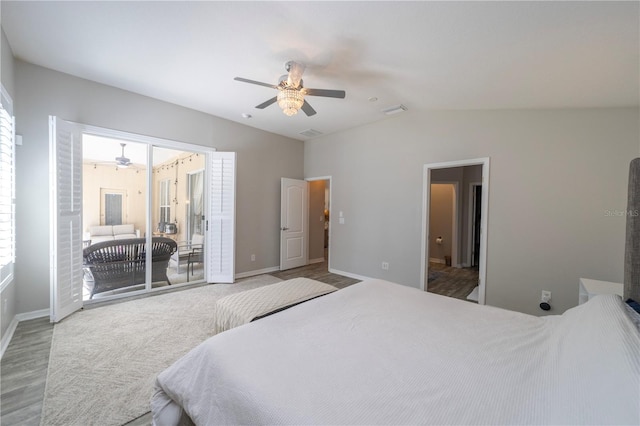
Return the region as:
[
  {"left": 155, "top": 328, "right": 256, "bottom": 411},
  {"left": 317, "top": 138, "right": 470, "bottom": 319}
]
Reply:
[
  {"left": 206, "top": 152, "right": 236, "bottom": 283},
  {"left": 49, "top": 116, "right": 83, "bottom": 322},
  {"left": 280, "top": 178, "right": 308, "bottom": 271}
]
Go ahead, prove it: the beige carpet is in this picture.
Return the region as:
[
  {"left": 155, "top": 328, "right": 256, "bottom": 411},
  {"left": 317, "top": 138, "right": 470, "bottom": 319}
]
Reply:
[{"left": 41, "top": 274, "right": 282, "bottom": 426}]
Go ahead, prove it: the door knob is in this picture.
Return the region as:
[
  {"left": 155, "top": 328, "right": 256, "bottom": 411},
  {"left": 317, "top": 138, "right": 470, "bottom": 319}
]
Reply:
[{"left": 281, "top": 227, "right": 289, "bottom": 231}]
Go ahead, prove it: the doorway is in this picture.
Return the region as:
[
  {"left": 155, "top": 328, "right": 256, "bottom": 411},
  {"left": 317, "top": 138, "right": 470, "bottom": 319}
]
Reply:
[
  {"left": 420, "top": 158, "right": 489, "bottom": 305},
  {"left": 307, "top": 178, "right": 330, "bottom": 267},
  {"left": 278, "top": 176, "right": 331, "bottom": 273}
]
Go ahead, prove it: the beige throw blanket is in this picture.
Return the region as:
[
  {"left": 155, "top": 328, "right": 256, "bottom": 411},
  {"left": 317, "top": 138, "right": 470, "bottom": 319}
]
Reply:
[{"left": 213, "top": 277, "right": 336, "bottom": 333}]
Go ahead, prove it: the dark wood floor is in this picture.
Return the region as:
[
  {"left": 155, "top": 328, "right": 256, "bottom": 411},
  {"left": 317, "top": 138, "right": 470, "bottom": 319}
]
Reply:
[
  {"left": 270, "top": 260, "right": 360, "bottom": 289},
  {"left": 0, "top": 258, "right": 358, "bottom": 426},
  {"left": 427, "top": 262, "right": 479, "bottom": 302}
]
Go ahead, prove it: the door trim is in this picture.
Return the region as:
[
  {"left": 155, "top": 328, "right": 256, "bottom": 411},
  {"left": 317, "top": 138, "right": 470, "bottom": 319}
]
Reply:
[
  {"left": 420, "top": 158, "right": 490, "bottom": 305},
  {"left": 467, "top": 182, "right": 482, "bottom": 268}
]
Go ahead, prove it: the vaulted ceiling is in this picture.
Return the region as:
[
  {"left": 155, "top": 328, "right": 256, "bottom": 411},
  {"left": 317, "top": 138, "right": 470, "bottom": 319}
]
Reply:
[{"left": 2, "top": 1, "right": 638, "bottom": 141}]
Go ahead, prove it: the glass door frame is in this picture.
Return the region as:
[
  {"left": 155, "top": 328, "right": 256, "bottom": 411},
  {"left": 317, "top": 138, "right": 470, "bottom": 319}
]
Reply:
[{"left": 80, "top": 123, "right": 214, "bottom": 304}]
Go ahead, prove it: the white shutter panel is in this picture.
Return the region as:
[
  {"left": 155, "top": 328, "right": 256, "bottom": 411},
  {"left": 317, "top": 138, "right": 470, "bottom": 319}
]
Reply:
[
  {"left": 49, "top": 116, "right": 83, "bottom": 322},
  {"left": 0, "top": 103, "right": 14, "bottom": 287},
  {"left": 206, "top": 151, "right": 236, "bottom": 283}
]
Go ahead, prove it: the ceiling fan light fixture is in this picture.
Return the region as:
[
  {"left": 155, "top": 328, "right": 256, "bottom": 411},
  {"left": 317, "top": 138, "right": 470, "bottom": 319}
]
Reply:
[{"left": 277, "top": 88, "right": 304, "bottom": 116}]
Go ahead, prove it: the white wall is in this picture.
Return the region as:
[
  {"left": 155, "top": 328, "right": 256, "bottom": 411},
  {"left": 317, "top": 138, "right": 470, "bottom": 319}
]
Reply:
[
  {"left": 13, "top": 60, "right": 303, "bottom": 315},
  {"left": 305, "top": 108, "right": 639, "bottom": 315}
]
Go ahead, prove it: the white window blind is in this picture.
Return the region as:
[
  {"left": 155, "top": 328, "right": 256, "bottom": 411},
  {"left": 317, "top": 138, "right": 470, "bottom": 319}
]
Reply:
[{"left": 0, "top": 88, "right": 15, "bottom": 289}]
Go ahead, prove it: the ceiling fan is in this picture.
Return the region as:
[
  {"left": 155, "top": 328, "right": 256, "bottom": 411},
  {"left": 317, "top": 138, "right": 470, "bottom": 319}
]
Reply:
[
  {"left": 234, "top": 61, "right": 346, "bottom": 117},
  {"left": 115, "top": 143, "right": 131, "bottom": 168}
]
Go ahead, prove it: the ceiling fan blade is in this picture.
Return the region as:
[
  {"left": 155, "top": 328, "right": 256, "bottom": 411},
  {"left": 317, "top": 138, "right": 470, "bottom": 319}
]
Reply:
[
  {"left": 255, "top": 97, "right": 278, "bottom": 109},
  {"left": 304, "top": 88, "right": 346, "bottom": 99},
  {"left": 301, "top": 100, "right": 317, "bottom": 116},
  {"left": 234, "top": 77, "right": 278, "bottom": 89}
]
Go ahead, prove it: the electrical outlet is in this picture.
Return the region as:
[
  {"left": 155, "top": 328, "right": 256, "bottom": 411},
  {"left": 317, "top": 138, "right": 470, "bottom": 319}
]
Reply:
[
  {"left": 381, "top": 262, "right": 389, "bottom": 270},
  {"left": 541, "top": 290, "right": 551, "bottom": 302},
  {"left": 251, "top": 254, "right": 255, "bottom": 262}
]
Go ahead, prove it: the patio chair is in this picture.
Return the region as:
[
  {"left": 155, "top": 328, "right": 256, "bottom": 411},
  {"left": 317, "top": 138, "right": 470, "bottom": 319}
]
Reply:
[
  {"left": 171, "top": 233, "right": 204, "bottom": 274},
  {"left": 82, "top": 237, "right": 177, "bottom": 299}
]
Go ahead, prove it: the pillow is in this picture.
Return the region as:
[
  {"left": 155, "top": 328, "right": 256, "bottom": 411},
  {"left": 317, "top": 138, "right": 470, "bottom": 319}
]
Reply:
[
  {"left": 90, "top": 225, "right": 113, "bottom": 236},
  {"left": 625, "top": 298, "right": 640, "bottom": 313},
  {"left": 112, "top": 224, "right": 134, "bottom": 235},
  {"left": 624, "top": 299, "right": 640, "bottom": 330}
]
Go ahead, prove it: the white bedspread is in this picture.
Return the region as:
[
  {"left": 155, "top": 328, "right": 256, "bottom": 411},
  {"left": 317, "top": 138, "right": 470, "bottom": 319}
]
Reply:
[{"left": 152, "top": 279, "right": 640, "bottom": 425}]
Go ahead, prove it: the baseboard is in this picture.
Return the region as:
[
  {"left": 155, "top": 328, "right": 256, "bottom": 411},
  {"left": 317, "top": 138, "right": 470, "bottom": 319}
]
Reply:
[
  {"left": 308, "top": 257, "right": 325, "bottom": 265},
  {"left": 0, "top": 315, "right": 18, "bottom": 360},
  {"left": 235, "top": 266, "right": 280, "bottom": 279},
  {"left": 0, "top": 308, "right": 49, "bottom": 360},
  {"left": 429, "top": 258, "right": 445, "bottom": 264},
  {"left": 16, "top": 308, "right": 50, "bottom": 322},
  {"left": 328, "top": 268, "right": 373, "bottom": 282}
]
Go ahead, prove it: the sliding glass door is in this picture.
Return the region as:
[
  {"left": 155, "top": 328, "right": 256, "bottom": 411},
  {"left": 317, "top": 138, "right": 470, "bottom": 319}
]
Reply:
[{"left": 51, "top": 117, "right": 236, "bottom": 321}]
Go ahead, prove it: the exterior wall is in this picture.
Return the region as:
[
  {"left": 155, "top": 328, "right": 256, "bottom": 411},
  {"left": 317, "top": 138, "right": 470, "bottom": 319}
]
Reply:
[{"left": 82, "top": 164, "right": 147, "bottom": 235}]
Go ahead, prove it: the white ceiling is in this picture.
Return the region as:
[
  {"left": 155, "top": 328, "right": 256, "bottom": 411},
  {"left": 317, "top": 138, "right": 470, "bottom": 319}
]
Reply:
[{"left": 2, "top": 1, "right": 638, "bottom": 141}]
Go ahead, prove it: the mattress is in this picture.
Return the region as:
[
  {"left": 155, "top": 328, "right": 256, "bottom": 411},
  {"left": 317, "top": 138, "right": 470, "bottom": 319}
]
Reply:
[{"left": 152, "top": 279, "right": 640, "bottom": 425}]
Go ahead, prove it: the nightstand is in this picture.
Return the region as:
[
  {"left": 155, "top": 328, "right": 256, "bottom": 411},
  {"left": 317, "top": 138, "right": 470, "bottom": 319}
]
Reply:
[{"left": 579, "top": 278, "right": 623, "bottom": 305}]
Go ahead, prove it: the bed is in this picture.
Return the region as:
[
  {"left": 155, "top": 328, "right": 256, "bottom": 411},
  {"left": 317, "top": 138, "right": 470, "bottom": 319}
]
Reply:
[
  {"left": 151, "top": 278, "right": 640, "bottom": 425},
  {"left": 151, "top": 159, "right": 640, "bottom": 425}
]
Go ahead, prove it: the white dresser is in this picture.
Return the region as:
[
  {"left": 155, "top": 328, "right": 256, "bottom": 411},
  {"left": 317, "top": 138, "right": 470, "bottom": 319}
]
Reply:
[{"left": 579, "top": 278, "right": 624, "bottom": 305}]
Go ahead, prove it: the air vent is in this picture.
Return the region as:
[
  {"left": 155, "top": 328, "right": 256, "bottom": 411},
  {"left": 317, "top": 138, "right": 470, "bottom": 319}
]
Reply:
[{"left": 299, "top": 129, "right": 323, "bottom": 137}]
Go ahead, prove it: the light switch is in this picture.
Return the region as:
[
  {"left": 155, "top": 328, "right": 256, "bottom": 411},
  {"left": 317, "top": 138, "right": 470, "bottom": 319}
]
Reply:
[{"left": 339, "top": 217, "right": 345, "bottom": 224}]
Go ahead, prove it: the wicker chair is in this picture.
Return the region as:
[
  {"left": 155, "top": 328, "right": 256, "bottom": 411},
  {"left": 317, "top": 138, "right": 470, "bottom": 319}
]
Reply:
[{"left": 82, "top": 237, "right": 177, "bottom": 299}]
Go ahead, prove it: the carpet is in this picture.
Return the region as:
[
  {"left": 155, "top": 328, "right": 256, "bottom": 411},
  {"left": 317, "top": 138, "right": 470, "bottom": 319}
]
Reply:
[
  {"left": 467, "top": 286, "right": 479, "bottom": 302},
  {"left": 41, "top": 274, "right": 282, "bottom": 426}
]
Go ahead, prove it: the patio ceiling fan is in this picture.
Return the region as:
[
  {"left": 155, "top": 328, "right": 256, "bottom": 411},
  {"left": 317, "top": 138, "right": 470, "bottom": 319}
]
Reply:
[
  {"left": 234, "top": 60, "right": 346, "bottom": 117},
  {"left": 115, "top": 143, "right": 131, "bottom": 168}
]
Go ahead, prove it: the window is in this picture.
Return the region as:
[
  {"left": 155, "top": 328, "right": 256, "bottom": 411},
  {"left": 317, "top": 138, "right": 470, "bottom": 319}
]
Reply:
[
  {"left": 159, "top": 178, "right": 171, "bottom": 224},
  {"left": 186, "top": 170, "right": 204, "bottom": 239},
  {"left": 0, "top": 86, "right": 15, "bottom": 288}
]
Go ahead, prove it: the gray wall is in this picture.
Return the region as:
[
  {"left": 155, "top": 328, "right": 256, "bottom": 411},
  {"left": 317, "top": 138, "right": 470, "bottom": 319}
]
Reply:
[
  {"left": 13, "top": 60, "right": 303, "bottom": 315},
  {"left": 305, "top": 108, "right": 640, "bottom": 315},
  {"left": 0, "top": 28, "right": 15, "bottom": 342}
]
